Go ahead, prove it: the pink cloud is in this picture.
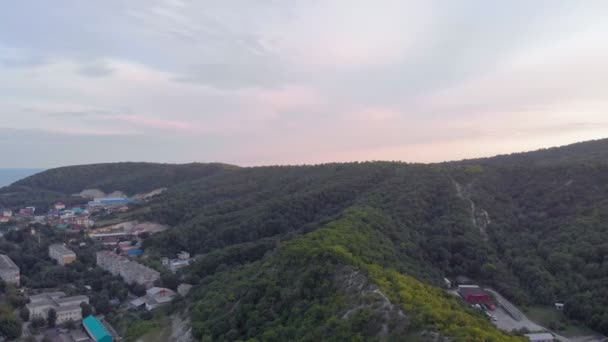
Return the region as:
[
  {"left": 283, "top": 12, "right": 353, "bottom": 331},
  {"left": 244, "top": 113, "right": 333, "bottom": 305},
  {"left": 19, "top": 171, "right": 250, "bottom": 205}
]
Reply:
[{"left": 114, "top": 115, "right": 200, "bottom": 132}]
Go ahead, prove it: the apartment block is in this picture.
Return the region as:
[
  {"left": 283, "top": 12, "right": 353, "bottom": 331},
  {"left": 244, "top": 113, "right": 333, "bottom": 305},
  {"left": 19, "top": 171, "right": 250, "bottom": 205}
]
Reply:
[
  {"left": 27, "top": 291, "right": 89, "bottom": 323},
  {"left": 96, "top": 251, "right": 160, "bottom": 288},
  {"left": 49, "top": 244, "right": 77, "bottom": 266}
]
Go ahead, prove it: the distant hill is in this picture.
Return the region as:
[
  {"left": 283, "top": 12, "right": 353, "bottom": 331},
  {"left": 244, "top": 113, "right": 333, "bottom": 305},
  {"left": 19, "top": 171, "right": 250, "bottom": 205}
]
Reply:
[
  {"left": 0, "top": 168, "right": 43, "bottom": 187},
  {"left": 3, "top": 138, "right": 608, "bottom": 340}
]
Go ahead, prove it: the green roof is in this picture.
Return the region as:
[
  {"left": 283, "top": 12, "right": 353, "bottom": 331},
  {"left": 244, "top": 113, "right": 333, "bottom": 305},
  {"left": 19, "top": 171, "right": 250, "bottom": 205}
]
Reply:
[{"left": 83, "top": 316, "right": 113, "bottom": 342}]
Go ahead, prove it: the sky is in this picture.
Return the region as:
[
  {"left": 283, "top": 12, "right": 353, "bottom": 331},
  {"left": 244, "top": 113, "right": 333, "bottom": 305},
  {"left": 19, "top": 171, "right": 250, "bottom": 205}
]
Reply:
[{"left": 1, "top": 0, "right": 608, "bottom": 168}]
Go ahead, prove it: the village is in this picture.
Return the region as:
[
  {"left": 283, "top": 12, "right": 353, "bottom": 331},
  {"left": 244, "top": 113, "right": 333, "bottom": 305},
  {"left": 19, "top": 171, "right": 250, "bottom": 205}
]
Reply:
[
  {"left": 1, "top": 197, "right": 604, "bottom": 342},
  {"left": 0, "top": 195, "right": 194, "bottom": 342}
]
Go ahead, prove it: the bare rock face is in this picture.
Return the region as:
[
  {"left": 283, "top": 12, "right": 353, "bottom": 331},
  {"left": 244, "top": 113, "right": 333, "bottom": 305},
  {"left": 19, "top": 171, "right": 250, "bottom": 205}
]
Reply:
[
  {"left": 171, "top": 315, "right": 195, "bottom": 342},
  {"left": 334, "top": 265, "right": 410, "bottom": 339}
]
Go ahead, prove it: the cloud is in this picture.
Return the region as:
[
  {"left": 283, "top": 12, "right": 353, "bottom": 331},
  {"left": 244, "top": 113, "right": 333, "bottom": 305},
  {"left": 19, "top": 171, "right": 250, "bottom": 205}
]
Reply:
[
  {"left": 78, "top": 63, "right": 114, "bottom": 77},
  {"left": 1, "top": 1, "right": 607, "bottom": 167}
]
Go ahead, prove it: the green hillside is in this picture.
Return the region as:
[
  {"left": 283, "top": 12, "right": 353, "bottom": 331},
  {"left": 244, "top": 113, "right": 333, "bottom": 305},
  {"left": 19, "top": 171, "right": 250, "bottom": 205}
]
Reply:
[{"left": 5, "top": 138, "right": 608, "bottom": 339}]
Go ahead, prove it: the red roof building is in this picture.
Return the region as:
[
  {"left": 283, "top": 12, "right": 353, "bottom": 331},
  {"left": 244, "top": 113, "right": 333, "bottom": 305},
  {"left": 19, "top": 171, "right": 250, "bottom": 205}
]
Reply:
[{"left": 458, "top": 285, "right": 491, "bottom": 304}]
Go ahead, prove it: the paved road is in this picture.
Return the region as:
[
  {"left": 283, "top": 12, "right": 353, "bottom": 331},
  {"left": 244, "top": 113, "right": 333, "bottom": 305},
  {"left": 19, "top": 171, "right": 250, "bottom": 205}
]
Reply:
[{"left": 484, "top": 288, "right": 573, "bottom": 341}]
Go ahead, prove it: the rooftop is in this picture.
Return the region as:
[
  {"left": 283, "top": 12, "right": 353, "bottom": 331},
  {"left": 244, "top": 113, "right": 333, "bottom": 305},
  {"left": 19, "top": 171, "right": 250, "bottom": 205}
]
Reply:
[
  {"left": 457, "top": 285, "right": 488, "bottom": 297},
  {"left": 83, "top": 315, "right": 112, "bottom": 341},
  {"left": 49, "top": 244, "right": 76, "bottom": 256},
  {"left": 29, "top": 291, "right": 66, "bottom": 303},
  {"left": 56, "top": 295, "right": 89, "bottom": 305},
  {"left": 0, "top": 254, "right": 18, "bottom": 270}
]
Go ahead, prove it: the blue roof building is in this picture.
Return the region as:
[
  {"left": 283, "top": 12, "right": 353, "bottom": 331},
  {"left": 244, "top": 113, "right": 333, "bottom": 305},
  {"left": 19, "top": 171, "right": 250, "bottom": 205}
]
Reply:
[
  {"left": 127, "top": 249, "right": 144, "bottom": 256},
  {"left": 83, "top": 316, "right": 113, "bottom": 342}
]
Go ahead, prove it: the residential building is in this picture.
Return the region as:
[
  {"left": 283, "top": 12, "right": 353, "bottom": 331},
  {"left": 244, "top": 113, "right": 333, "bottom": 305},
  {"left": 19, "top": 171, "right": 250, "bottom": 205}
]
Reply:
[
  {"left": 27, "top": 291, "right": 89, "bottom": 323},
  {"left": 1, "top": 209, "right": 12, "bottom": 217},
  {"left": 96, "top": 251, "right": 160, "bottom": 288},
  {"left": 165, "top": 251, "right": 193, "bottom": 273},
  {"left": 54, "top": 202, "right": 66, "bottom": 210},
  {"left": 19, "top": 206, "right": 36, "bottom": 216},
  {"left": 554, "top": 303, "right": 564, "bottom": 311},
  {"left": 130, "top": 287, "right": 176, "bottom": 311},
  {"left": 49, "top": 244, "right": 77, "bottom": 266},
  {"left": 177, "top": 251, "right": 190, "bottom": 260},
  {"left": 89, "top": 231, "right": 132, "bottom": 245},
  {"left": 457, "top": 285, "right": 491, "bottom": 304},
  {"left": 83, "top": 316, "right": 113, "bottom": 342},
  {"left": 0, "top": 254, "right": 20, "bottom": 286},
  {"left": 525, "top": 333, "right": 555, "bottom": 342},
  {"left": 0, "top": 216, "right": 9, "bottom": 223}
]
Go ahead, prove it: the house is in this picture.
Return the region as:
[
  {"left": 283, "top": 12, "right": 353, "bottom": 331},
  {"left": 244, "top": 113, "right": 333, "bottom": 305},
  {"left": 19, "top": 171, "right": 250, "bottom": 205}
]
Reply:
[
  {"left": 443, "top": 277, "right": 452, "bottom": 289},
  {"left": 164, "top": 251, "right": 193, "bottom": 273},
  {"left": 525, "top": 333, "right": 555, "bottom": 342},
  {"left": 1, "top": 209, "right": 12, "bottom": 217},
  {"left": 96, "top": 251, "right": 160, "bottom": 288},
  {"left": 27, "top": 292, "right": 89, "bottom": 323},
  {"left": 130, "top": 287, "right": 176, "bottom": 311},
  {"left": 54, "top": 202, "right": 66, "bottom": 210},
  {"left": 0, "top": 216, "right": 9, "bottom": 223},
  {"left": 19, "top": 206, "right": 36, "bottom": 216},
  {"left": 0, "top": 254, "right": 20, "bottom": 286},
  {"left": 83, "top": 316, "right": 113, "bottom": 342},
  {"left": 49, "top": 244, "right": 77, "bottom": 266},
  {"left": 554, "top": 303, "right": 564, "bottom": 311},
  {"left": 457, "top": 285, "right": 491, "bottom": 304}
]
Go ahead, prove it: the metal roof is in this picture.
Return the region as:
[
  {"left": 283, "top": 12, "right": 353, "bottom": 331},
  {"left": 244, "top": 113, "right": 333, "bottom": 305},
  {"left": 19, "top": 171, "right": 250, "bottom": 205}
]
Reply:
[{"left": 83, "top": 316, "right": 113, "bottom": 342}]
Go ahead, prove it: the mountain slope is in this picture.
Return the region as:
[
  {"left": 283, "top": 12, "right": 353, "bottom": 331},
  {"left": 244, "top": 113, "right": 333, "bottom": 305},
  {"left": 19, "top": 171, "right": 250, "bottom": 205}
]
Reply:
[
  {"left": 0, "top": 162, "right": 235, "bottom": 210},
  {"left": 6, "top": 138, "right": 608, "bottom": 339},
  {"left": 190, "top": 207, "right": 522, "bottom": 341}
]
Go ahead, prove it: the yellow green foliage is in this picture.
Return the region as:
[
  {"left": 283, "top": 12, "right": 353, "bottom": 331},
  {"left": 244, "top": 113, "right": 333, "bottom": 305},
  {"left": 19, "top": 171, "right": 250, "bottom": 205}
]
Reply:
[{"left": 284, "top": 207, "right": 525, "bottom": 342}]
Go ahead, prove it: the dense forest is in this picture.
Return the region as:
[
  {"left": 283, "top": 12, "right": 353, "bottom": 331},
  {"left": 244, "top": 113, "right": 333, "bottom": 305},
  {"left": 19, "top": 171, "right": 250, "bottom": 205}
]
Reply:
[{"left": 3, "top": 138, "right": 608, "bottom": 339}]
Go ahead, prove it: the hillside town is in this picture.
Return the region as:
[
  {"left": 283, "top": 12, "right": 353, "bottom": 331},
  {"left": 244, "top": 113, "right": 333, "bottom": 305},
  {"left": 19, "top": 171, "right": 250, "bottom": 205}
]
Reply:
[{"left": 0, "top": 194, "right": 191, "bottom": 342}]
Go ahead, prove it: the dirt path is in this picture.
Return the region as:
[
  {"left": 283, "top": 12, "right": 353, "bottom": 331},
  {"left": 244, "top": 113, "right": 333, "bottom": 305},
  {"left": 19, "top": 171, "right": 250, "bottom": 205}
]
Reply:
[{"left": 451, "top": 178, "right": 490, "bottom": 241}]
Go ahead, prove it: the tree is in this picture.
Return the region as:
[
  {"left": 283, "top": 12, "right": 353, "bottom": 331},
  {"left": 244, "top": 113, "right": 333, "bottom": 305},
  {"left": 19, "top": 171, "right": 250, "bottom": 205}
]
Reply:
[
  {"left": 62, "top": 319, "right": 76, "bottom": 330},
  {"left": 47, "top": 308, "right": 57, "bottom": 327},
  {"left": 81, "top": 302, "right": 93, "bottom": 317},
  {"left": 19, "top": 306, "right": 30, "bottom": 322},
  {"left": 161, "top": 272, "right": 180, "bottom": 290},
  {"left": 30, "top": 317, "right": 46, "bottom": 329},
  {"left": 0, "top": 316, "right": 22, "bottom": 340}
]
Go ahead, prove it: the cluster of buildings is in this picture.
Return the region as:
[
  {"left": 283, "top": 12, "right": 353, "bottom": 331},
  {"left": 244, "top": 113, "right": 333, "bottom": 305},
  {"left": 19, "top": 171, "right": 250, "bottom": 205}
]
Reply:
[
  {"left": 0, "top": 207, "right": 36, "bottom": 223},
  {"left": 49, "top": 243, "right": 77, "bottom": 266},
  {"left": 87, "top": 221, "right": 166, "bottom": 248},
  {"left": 87, "top": 197, "right": 134, "bottom": 212},
  {"left": 2, "top": 197, "right": 135, "bottom": 231},
  {"left": 27, "top": 291, "right": 89, "bottom": 324},
  {"left": 0, "top": 208, "right": 12, "bottom": 223},
  {"left": 96, "top": 250, "right": 160, "bottom": 288},
  {"left": 47, "top": 202, "right": 95, "bottom": 230},
  {"left": 162, "top": 251, "right": 193, "bottom": 273},
  {"left": 130, "top": 286, "right": 176, "bottom": 311},
  {"left": 0, "top": 253, "right": 20, "bottom": 286}
]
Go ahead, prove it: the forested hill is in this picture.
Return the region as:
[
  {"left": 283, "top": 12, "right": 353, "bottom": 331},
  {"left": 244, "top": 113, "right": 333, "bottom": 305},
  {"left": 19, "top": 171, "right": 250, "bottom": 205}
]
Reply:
[
  {"left": 4, "top": 139, "right": 608, "bottom": 340},
  {"left": 451, "top": 138, "right": 608, "bottom": 166},
  {"left": 13, "top": 162, "right": 237, "bottom": 195},
  {"left": 0, "top": 162, "right": 236, "bottom": 209}
]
